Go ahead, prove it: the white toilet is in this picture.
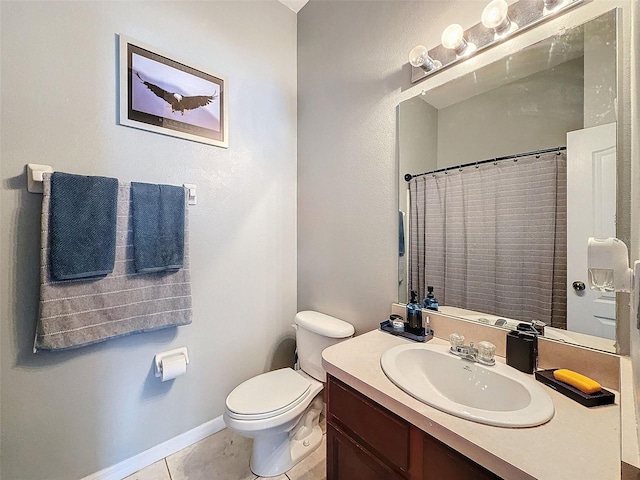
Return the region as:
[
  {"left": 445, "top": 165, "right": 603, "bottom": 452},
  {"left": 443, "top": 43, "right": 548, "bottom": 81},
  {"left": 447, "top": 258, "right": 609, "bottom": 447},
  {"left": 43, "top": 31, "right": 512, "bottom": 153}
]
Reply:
[{"left": 223, "top": 311, "right": 354, "bottom": 477}]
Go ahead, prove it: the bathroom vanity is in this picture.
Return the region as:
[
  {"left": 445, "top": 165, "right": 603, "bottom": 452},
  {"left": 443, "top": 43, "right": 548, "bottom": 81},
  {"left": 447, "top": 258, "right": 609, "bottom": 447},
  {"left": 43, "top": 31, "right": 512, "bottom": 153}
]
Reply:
[
  {"left": 327, "top": 375, "right": 499, "bottom": 479},
  {"left": 323, "top": 330, "right": 621, "bottom": 479}
]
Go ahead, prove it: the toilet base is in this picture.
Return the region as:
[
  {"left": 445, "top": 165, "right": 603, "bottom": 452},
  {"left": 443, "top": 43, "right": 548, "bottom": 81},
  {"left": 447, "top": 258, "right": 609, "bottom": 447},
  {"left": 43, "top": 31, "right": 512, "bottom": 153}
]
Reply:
[
  {"left": 250, "top": 424, "right": 322, "bottom": 477},
  {"left": 250, "top": 395, "right": 324, "bottom": 477}
]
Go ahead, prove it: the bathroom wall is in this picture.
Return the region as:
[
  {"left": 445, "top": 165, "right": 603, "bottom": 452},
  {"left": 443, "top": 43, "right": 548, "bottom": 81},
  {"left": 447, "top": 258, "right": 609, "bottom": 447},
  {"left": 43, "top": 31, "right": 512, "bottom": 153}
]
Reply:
[
  {"left": 0, "top": 2, "right": 297, "bottom": 479},
  {"left": 399, "top": 58, "right": 584, "bottom": 177},
  {"left": 437, "top": 58, "right": 584, "bottom": 167},
  {"left": 297, "top": 0, "right": 635, "bottom": 328},
  {"left": 398, "top": 97, "right": 438, "bottom": 213},
  {"left": 298, "top": 0, "right": 637, "bottom": 457}
]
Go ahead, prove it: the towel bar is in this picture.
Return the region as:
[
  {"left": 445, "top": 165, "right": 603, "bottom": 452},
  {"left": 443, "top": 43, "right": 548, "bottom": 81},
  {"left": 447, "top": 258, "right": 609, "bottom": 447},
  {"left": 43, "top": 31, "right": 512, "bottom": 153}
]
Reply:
[{"left": 25, "top": 164, "right": 196, "bottom": 206}]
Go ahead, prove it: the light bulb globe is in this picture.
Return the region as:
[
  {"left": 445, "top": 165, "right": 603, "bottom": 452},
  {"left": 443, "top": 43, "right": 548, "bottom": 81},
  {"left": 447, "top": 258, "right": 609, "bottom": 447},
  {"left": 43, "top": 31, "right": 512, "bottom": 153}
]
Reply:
[
  {"left": 408, "top": 45, "right": 429, "bottom": 68},
  {"left": 441, "top": 24, "right": 465, "bottom": 50},
  {"left": 481, "top": 0, "right": 509, "bottom": 29}
]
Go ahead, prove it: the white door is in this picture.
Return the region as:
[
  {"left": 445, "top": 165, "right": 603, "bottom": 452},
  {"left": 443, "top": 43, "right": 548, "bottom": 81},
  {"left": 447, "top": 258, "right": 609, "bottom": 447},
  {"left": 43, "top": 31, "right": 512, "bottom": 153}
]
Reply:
[{"left": 566, "top": 122, "right": 617, "bottom": 339}]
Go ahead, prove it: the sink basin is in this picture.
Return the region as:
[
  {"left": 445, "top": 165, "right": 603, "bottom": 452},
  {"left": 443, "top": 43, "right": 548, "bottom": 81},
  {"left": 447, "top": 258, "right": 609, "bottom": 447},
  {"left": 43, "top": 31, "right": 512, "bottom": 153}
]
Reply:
[{"left": 380, "top": 343, "right": 554, "bottom": 427}]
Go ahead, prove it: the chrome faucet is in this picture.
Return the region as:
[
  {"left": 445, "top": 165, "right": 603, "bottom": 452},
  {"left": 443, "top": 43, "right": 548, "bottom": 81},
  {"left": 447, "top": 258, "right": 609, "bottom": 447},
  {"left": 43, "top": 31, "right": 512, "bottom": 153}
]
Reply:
[{"left": 449, "top": 333, "right": 496, "bottom": 366}]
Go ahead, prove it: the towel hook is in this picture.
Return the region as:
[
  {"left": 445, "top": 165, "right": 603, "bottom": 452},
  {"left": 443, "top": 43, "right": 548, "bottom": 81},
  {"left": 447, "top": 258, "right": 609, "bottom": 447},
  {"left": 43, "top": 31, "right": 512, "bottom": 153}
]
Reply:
[
  {"left": 183, "top": 184, "right": 197, "bottom": 206},
  {"left": 26, "top": 164, "right": 53, "bottom": 194}
]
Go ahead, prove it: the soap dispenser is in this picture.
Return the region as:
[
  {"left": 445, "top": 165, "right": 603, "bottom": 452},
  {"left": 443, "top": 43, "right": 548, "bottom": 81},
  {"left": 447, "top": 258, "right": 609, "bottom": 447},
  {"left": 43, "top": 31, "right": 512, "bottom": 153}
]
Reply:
[
  {"left": 406, "top": 290, "right": 423, "bottom": 332},
  {"left": 506, "top": 324, "right": 538, "bottom": 374},
  {"left": 423, "top": 286, "right": 439, "bottom": 311}
]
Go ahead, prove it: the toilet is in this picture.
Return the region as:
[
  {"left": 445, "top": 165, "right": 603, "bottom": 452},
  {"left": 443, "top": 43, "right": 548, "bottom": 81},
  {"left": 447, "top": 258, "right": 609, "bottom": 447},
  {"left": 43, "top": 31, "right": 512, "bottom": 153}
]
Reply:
[{"left": 223, "top": 311, "right": 354, "bottom": 477}]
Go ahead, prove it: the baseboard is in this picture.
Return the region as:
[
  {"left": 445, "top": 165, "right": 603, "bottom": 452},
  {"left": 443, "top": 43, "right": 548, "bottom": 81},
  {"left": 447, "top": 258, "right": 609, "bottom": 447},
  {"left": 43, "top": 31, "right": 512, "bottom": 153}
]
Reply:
[{"left": 82, "top": 416, "right": 226, "bottom": 480}]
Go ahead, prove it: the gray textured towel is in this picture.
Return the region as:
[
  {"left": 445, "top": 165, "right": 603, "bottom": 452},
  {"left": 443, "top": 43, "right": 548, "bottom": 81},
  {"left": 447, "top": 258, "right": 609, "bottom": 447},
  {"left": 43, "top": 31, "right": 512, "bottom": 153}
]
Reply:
[
  {"left": 50, "top": 172, "right": 119, "bottom": 280},
  {"left": 131, "top": 182, "right": 185, "bottom": 273},
  {"left": 35, "top": 175, "right": 192, "bottom": 351}
]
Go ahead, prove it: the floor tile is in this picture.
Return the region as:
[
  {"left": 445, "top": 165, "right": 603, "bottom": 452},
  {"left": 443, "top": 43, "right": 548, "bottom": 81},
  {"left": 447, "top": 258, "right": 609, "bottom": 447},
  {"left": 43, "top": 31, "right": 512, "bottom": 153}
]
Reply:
[
  {"left": 285, "top": 435, "right": 326, "bottom": 480},
  {"left": 166, "top": 428, "right": 256, "bottom": 480},
  {"left": 256, "top": 475, "right": 287, "bottom": 480},
  {"left": 123, "top": 459, "right": 171, "bottom": 480}
]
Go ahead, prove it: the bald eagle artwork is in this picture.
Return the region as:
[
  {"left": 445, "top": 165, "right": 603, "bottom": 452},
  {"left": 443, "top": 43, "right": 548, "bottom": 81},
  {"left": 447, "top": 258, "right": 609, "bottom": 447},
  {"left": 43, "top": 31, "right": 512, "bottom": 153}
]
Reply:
[
  {"left": 135, "top": 71, "right": 218, "bottom": 115},
  {"left": 120, "top": 35, "right": 227, "bottom": 147}
]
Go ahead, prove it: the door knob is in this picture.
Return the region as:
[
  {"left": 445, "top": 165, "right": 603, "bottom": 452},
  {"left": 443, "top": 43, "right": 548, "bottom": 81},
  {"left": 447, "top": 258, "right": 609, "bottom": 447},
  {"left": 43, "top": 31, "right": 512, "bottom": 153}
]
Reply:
[{"left": 572, "top": 281, "right": 586, "bottom": 291}]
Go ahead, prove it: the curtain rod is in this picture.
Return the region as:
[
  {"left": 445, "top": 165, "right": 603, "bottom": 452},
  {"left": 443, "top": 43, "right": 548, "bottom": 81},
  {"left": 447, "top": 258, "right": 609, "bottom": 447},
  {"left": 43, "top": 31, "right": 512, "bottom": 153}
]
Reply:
[{"left": 404, "top": 146, "right": 567, "bottom": 182}]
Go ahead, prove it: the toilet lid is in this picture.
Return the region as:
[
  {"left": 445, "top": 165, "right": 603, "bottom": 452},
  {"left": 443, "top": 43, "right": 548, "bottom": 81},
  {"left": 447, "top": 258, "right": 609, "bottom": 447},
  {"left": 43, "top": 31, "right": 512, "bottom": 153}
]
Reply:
[{"left": 226, "top": 368, "right": 311, "bottom": 419}]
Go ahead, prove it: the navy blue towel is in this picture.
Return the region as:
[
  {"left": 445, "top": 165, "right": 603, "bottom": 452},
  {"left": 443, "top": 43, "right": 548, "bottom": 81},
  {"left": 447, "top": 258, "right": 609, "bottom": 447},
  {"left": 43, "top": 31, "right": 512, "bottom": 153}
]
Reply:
[
  {"left": 50, "top": 172, "right": 119, "bottom": 280},
  {"left": 131, "top": 182, "right": 185, "bottom": 273}
]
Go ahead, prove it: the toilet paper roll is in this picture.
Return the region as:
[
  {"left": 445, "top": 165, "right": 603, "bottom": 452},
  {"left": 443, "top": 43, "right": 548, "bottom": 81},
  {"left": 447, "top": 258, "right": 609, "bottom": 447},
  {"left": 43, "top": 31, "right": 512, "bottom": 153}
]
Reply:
[{"left": 161, "top": 354, "right": 187, "bottom": 381}]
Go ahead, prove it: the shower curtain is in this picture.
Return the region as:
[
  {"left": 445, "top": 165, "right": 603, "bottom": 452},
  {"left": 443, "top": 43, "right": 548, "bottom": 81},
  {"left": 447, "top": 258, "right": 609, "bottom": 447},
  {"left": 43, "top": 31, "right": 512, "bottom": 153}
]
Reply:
[{"left": 408, "top": 151, "right": 567, "bottom": 328}]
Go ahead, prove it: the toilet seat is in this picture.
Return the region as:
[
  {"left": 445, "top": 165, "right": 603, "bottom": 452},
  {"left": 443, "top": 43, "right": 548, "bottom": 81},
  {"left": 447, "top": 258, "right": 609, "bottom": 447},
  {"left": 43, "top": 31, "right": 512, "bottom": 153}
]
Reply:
[{"left": 226, "top": 368, "right": 311, "bottom": 421}]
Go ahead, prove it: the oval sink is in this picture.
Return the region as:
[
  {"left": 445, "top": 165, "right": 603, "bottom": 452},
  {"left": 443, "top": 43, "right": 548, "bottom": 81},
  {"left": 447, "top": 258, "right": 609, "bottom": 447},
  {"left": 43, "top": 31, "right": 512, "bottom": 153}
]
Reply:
[{"left": 380, "top": 343, "right": 554, "bottom": 427}]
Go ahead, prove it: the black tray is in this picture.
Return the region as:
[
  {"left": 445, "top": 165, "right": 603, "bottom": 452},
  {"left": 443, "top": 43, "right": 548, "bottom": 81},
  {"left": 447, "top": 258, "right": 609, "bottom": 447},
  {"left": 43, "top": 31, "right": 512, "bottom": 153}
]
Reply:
[
  {"left": 380, "top": 320, "right": 433, "bottom": 343},
  {"left": 535, "top": 369, "right": 615, "bottom": 407}
]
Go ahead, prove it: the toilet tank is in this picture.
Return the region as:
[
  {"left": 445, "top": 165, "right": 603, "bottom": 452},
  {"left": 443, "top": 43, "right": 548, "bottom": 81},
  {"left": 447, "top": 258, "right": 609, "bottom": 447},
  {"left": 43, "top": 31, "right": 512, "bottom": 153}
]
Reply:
[{"left": 294, "top": 311, "right": 354, "bottom": 382}]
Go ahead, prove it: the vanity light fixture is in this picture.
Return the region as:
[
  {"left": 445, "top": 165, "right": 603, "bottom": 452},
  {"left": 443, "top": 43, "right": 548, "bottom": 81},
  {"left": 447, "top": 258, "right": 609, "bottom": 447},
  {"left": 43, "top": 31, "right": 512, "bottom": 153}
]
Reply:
[
  {"left": 408, "top": 0, "right": 584, "bottom": 83},
  {"left": 408, "top": 45, "right": 441, "bottom": 72},
  {"left": 543, "top": 0, "right": 569, "bottom": 15},
  {"left": 481, "top": 0, "right": 518, "bottom": 39},
  {"left": 441, "top": 24, "right": 476, "bottom": 56}
]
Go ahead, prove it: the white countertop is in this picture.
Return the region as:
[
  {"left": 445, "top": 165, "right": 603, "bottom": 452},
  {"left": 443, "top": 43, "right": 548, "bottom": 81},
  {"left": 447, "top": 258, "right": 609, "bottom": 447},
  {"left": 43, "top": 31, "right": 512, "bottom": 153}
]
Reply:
[{"left": 322, "top": 329, "right": 621, "bottom": 480}]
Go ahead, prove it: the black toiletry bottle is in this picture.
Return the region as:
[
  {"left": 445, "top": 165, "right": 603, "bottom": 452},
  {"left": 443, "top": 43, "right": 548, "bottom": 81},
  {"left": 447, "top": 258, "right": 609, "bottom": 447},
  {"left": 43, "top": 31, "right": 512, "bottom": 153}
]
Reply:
[
  {"left": 406, "top": 290, "right": 423, "bottom": 330},
  {"left": 423, "top": 286, "right": 439, "bottom": 311},
  {"left": 506, "top": 326, "right": 538, "bottom": 374}
]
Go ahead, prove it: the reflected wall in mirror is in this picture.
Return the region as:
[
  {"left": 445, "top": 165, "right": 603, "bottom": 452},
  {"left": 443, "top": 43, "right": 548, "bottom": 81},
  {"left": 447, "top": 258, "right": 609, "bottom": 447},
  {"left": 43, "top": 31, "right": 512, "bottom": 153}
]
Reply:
[{"left": 398, "top": 10, "right": 621, "bottom": 353}]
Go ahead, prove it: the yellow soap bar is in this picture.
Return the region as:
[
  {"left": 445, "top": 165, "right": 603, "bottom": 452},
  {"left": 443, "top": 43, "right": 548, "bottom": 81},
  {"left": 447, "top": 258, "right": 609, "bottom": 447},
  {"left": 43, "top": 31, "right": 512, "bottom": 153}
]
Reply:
[{"left": 553, "top": 369, "right": 602, "bottom": 394}]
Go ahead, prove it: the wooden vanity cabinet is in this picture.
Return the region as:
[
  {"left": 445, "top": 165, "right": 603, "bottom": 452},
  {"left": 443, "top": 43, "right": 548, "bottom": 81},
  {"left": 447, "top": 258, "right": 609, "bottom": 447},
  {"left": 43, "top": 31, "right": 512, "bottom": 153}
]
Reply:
[{"left": 326, "top": 375, "right": 501, "bottom": 480}]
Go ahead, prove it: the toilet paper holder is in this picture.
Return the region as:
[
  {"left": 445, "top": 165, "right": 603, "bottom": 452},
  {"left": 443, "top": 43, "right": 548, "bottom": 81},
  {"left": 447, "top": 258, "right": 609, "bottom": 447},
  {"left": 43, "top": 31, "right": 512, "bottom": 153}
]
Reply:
[{"left": 154, "top": 347, "right": 190, "bottom": 378}]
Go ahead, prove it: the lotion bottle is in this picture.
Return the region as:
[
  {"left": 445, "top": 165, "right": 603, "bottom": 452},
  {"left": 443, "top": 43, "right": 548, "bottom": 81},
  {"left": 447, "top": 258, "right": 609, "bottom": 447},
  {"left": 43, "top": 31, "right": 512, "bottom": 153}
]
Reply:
[
  {"left": 406, "top": 290, "right": 423, "bottom": 330},
  {"left": 423, "top": 286, "right": 439, "bottom": 311}
]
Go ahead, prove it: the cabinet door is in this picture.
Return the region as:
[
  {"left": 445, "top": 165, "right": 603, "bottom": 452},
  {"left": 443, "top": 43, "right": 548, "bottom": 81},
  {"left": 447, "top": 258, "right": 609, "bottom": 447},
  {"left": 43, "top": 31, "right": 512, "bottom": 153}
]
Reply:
[
  {"left": 327, "top": 422, "right": 405, "bottom": 480},
  {"left": 422, "top": 432, "right": 502, "bottom": 480},
  {"left": 327, "top": 376, "right": 410, "bottom": 472}
]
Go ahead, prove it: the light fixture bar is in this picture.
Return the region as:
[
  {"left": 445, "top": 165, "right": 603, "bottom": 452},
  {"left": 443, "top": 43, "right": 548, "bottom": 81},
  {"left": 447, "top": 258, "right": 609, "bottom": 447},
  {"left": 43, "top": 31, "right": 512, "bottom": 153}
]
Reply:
[{"left": 410, "top": 0, "right": 584, "bottom": 83}]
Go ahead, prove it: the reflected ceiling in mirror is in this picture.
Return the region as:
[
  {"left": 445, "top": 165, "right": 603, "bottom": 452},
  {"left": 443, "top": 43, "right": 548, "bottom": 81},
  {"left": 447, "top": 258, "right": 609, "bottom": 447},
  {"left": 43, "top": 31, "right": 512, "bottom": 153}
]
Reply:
[{"left": 398, "top": 9, "right": 619, "bottom": 353}]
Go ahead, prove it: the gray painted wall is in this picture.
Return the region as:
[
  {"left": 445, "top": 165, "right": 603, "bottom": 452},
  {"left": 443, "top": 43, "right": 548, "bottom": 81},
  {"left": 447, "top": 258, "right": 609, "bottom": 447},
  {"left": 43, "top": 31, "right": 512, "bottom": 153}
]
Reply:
[
  {"left": 298, "top": 1, "right": 484, "bottom": 334},
  {"left": 398, "top": 97, "right": 438, "bottom": 209},
  {"left": 297, "top": 0, "right": 635, "bottom": 344},
  {"left": 437, "top": 58, "right": 584, "bottom": 167},
  {"left": 0, "top": 1, "right": 297, "bottom": 479},
  {"left": 399, "top": 58, "right": 584, "bottom": 177}
]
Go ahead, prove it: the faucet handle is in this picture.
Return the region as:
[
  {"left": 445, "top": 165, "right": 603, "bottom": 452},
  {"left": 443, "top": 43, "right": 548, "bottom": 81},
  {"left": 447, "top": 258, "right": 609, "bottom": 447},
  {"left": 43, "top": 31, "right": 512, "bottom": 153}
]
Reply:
[
  {"left": 449, "top": 333, "right": 465, "bottom": 349},
  {"left": 477, "top": 341, "right": 496, "bottom": 364}
]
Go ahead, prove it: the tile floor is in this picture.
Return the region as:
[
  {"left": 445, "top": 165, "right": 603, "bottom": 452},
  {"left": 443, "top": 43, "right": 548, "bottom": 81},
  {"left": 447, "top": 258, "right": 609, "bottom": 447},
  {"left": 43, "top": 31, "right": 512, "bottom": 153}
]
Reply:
[{"left": 124, "top": 417, "right": 326, "bottom": 480}]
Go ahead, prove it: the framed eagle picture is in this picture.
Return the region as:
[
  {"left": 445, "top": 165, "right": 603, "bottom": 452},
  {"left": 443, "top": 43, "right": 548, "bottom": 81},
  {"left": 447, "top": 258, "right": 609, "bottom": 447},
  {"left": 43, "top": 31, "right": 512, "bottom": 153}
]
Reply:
[{"left": 119, "top": 35, "right": 228, "bottom": 148}]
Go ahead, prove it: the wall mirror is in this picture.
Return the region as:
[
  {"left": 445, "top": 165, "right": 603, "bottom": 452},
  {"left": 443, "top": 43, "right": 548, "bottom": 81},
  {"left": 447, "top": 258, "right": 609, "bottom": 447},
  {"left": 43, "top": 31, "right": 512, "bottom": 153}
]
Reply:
[{"left": 398, "top": 9, "right": 625, "bottom": 354}]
